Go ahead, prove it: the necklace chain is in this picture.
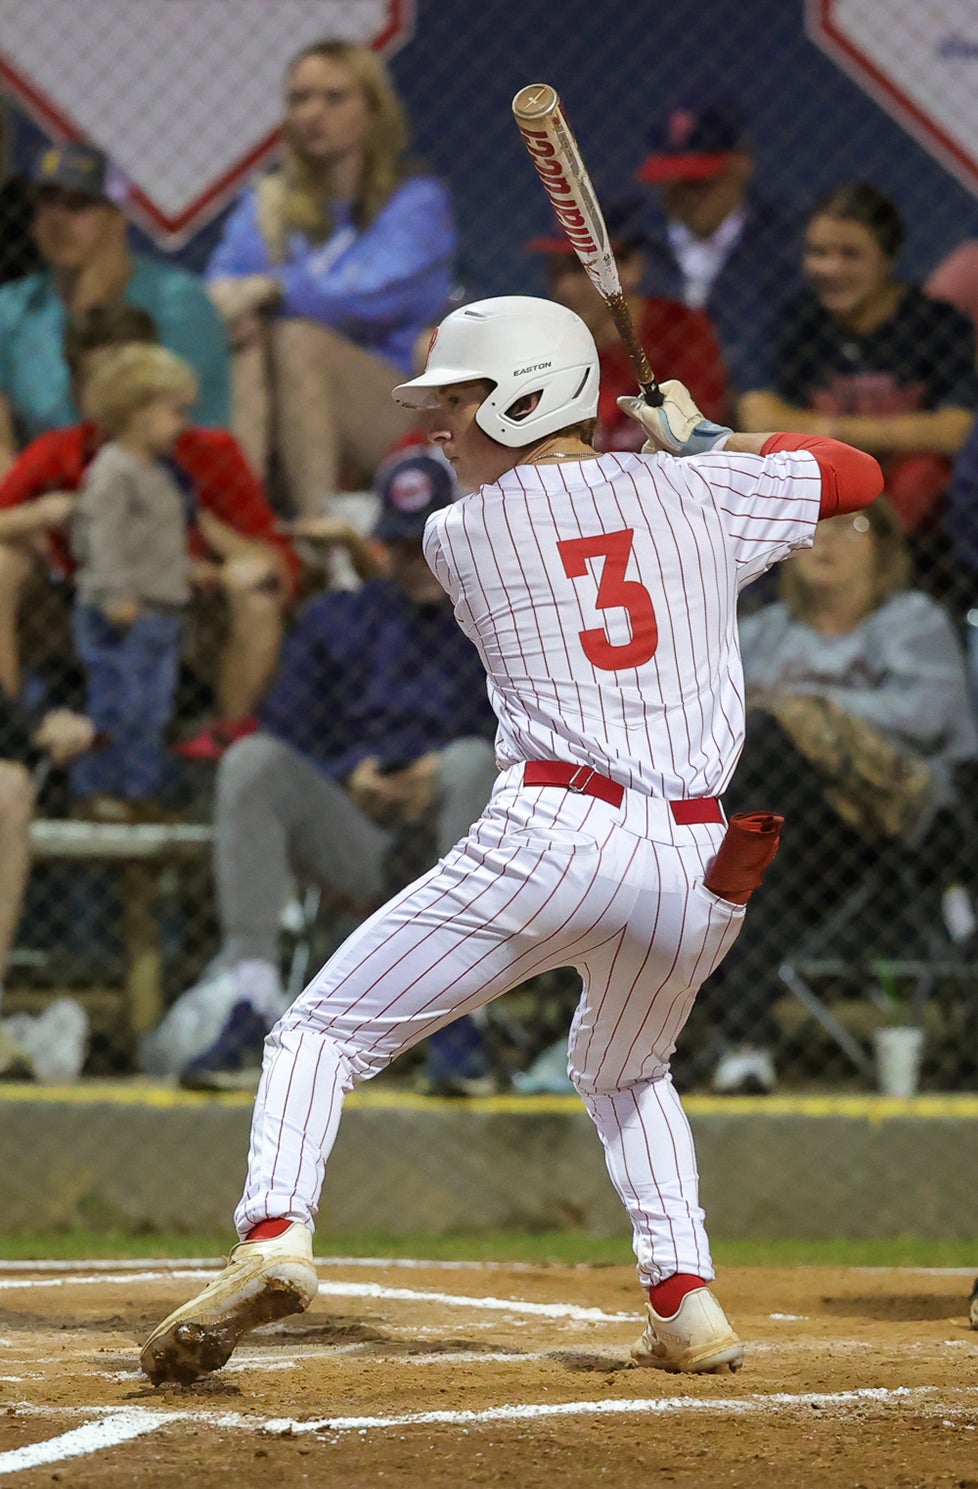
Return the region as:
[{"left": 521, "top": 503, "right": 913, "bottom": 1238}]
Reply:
[{"left": 528, "top": 449, "right": 597, "bottom": 463}]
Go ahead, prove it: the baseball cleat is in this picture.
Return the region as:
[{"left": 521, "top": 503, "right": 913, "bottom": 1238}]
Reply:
[
  {"left": 969, "top": 1277, "right": 978, "bottom": 1330},
  {"left": 630, "top": 1288, "right": 744, "bottom": 1374},
  {"left": 139, "top": 1222, "right": 318, "bottom": 1385}
]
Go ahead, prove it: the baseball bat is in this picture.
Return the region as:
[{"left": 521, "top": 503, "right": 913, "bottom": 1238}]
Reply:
[{"left": 512, "top": 82, "right": 663, "bottom": 408}]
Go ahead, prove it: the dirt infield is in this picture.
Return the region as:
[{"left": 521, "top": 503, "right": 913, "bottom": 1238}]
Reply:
[{"left": 1, "top": 1258, "right": 977, "bottom": 1487}]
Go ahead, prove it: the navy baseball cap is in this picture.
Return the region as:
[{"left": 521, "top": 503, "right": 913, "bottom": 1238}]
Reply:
[
  {"left": 31, "top": 142, "right": 129, "bottom": 205},
  {"left": 372, "top": 450, "right": 457, "bottom": 542},
  {"left": 637, "top": 101, "right": 749, "bottom": 183}
]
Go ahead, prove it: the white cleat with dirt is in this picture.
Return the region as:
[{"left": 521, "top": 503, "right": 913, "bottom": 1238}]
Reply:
[
  {"left": 140, "top": 1222, "right": 319, "bottom": 1385},
  {"left": 630, "top": 1288, "right": 744, "bottom": 1374}
]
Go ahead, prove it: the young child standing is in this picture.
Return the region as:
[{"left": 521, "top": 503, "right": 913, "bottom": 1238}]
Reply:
[{"left": 71, "top": 345, "right": 197, "bottom": 817}]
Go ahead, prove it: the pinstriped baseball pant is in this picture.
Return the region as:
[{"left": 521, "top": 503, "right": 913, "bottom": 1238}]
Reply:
[{"left": 235, "top": 766, "right": 746, "bottom": 1287}]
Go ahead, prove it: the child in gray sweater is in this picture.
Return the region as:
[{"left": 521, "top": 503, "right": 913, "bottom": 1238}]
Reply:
[{"left": 71, "top": 344, "right": 197, "bottom": 814}]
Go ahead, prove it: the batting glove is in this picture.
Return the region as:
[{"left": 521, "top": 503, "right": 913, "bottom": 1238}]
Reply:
[{"left": 617, "top": 381, "right": 732, "bottom": 457}]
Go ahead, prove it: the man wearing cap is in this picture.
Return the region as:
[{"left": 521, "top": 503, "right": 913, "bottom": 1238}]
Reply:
[
  {"left": 635, "top": 101, "right": 801, "bottom": 394},
  {"left": 528, "top": 198, "right": 729, "bottom": 446},
  {"left": 0, "top": 143, "right": 229, "bottom": 476},
  {"left": 142, "top": 446, "right": 498, "bottom": 1087}
]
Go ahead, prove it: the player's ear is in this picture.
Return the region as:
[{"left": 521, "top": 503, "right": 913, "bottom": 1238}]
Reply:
[{"left": 505, "top": 390, "right": 543, "bottom": 421}]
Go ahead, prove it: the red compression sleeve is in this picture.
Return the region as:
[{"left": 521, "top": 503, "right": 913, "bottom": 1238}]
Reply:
[{"left": 761, "top": 434, "right": 884, "bottom": 519}]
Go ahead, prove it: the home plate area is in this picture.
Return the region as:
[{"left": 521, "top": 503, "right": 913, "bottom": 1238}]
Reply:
[{"left": 0, "top": 1259, "right": 977, "bottom": 1487}]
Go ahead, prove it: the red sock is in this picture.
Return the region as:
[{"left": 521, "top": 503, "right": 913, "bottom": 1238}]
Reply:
[
  {"left": 246, "top": 1218, "right": 292, "bottom": 1241},
  {"left": 648, "top": 1273, "right": 709, "bottom": 1317}
]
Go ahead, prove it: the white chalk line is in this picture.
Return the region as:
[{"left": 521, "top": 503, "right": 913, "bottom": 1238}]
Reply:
[
  {"left": 0, "top": 1408, "right": 167, "bottom": 1475},
  {"left": 0, "top": 1270, "right": 212, "bottom": 1292},
  {"left": 0, "top": 1255, "right": 534, "bottom": 1275},
  {"left": 0, "top": 1270, "right": 631, "bottom": 1323},
  {"left": 259, "top": 1384, "right": 978, "bottom": 1434},
  {"left": 4, "top": 1381, "right": 978, "bottom": 1473}
]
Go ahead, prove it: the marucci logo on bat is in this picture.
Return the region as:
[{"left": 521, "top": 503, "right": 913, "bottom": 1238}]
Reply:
[{"left": 516, "top": 124, "right": 600, "bottom": 254}]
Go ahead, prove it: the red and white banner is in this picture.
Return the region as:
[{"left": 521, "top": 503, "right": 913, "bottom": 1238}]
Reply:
[
  {"left": 0, "top": 1, "right": 415, "bottom": 246},
  {"left": 808, "top": 0, "right": 978, "bottom": 198}
]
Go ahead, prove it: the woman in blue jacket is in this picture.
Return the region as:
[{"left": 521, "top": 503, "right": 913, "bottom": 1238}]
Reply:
[{"left": 207, "top": 39, "right": 457, "bottom": 515}]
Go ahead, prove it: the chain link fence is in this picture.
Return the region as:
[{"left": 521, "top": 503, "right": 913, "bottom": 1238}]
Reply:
[{"left": 0, "top": 0, "right": 976, "bottom": 1116}]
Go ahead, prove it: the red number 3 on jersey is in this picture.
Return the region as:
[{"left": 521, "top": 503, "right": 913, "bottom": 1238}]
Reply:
[{"left": 557, "top": 529, "right": 659, "bottom": 671}]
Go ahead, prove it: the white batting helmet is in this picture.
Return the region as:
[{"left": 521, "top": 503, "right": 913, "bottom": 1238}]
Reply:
[{"left": 392, "top": 295, "right": 599, "bottom": 448}]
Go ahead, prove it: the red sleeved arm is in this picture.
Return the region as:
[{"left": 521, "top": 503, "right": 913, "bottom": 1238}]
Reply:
[
  {"left": 0, "top": 431, "right": 76, "bottom": 509},
  {"left": 189, "top": 430, "right": 302, "bottom": 593},
  {"left": 761, "top": 433, "right": 883, "bottom": 518}
]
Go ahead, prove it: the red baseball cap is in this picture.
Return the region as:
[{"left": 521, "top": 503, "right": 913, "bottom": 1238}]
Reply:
[{"left": 637, "top": 102, "right": 748, "bottom": 184}]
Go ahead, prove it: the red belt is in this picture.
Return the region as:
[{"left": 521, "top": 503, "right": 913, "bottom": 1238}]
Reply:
[{"left": 522, "top": 761, "right": 722, "bottom": 824}]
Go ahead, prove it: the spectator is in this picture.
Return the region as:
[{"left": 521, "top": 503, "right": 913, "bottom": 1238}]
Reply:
[
  {"left": 739, "top": 182, "right": 977, "bottom": 535},
  {"left": 70, "top": 346, "right": 196, "bottom": 817},
  {"left": 143, "top": 450, "right": 498, "bottom": 1089},
  {"left": 635, "top": 99, "right": 801, "bottom": 393},
  {"left": 705, "top": 498, "right": 978, "bottom": 1094},
  {"left": 206, "top": 38, "right": 456, "bottom": 516},
  {"left": 528, "top": 200, "right": 729, "bottom": 448},
  {"left": 0, "top": 702, "right": 95, "bottom": 1079},
  {"left": 0, "top": 304, "right": 299, "bottom": 760},
  {"left": 0, "top": 142, "right": 229, "bottom": 474}
]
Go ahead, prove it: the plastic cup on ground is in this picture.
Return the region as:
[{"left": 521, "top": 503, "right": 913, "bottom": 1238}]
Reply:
[{"left": 873, "top": 1025, "right": 924, "bottom": 1098}]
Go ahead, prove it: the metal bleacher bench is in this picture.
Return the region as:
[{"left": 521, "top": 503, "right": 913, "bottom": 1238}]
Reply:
[{"left": 26, "top": 818, "right": 214, "bottom": 1045}]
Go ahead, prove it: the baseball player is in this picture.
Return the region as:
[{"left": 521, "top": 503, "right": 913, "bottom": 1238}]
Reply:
[{"left": 140, "top": 296, "right": 882, "bottom": 1385}]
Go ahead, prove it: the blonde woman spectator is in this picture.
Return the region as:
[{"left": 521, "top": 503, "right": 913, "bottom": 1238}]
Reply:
[
  {"left": 206, "top": 39, "right": 456, "bottom": 515},
  {"left": 71, "top": 346, "right": 196, "bottom": 816}
]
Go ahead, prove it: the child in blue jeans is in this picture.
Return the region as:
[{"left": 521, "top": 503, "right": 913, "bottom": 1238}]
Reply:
[{"left": 71, "top": 345, "right": 197, "bottom": 817}]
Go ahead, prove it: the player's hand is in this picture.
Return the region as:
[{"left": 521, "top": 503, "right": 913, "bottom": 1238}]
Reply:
[{"left": 617, "top": 382, "right": 732, "bottom": 457}]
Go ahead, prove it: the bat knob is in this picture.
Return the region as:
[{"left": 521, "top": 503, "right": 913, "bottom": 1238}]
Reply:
[
  {"left": 641, "top": 381, "right": 664, "bottom": 409},
  {"left": 512, "top": 83, "right": 559, "bottom": 120}
]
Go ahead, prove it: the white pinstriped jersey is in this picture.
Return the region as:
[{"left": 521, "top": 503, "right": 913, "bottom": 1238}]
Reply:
[{"left": 424, "top": 448, "right": 823, "bottom": 800}]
